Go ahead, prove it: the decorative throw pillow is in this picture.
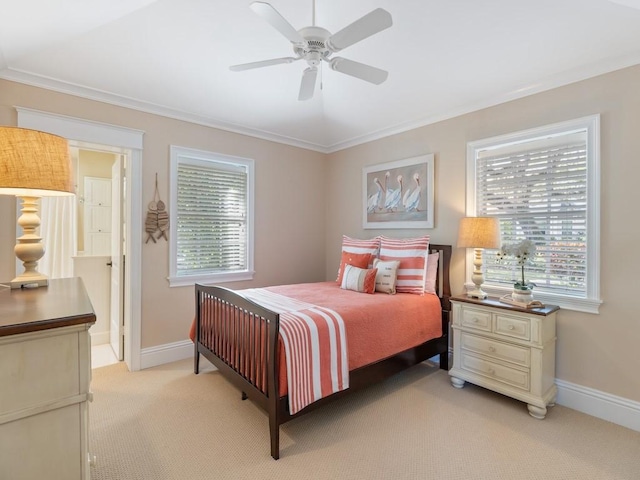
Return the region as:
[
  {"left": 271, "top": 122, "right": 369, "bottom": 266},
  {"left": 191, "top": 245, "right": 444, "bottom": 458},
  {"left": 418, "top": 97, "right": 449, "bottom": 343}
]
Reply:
[
  {"left": 340, "top": 264, "right": 378, "bottom": 294},
  {"left": 378, "top": 235, "right": 430, "bottom": 295},
  {"left": 424, "top": 252, "right": 440, "bottom": 294},
  {"left": 336, "top": 251, "right": 372, "bottom": 285},
  {"left": 373, "top": 258, "right": 400, "bottom": 294},
  {"left": 336, "top": 235, "right": 380, "bottom": 280}
]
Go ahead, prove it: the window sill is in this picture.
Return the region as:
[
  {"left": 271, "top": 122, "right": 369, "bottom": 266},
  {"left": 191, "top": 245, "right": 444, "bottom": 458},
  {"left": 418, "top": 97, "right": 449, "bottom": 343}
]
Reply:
[
  {"left": 464, "top": 283, "right": 602, "bottom": 314},
  {"left": 168, "top": 271, "right": 255, "bottom": 288}
]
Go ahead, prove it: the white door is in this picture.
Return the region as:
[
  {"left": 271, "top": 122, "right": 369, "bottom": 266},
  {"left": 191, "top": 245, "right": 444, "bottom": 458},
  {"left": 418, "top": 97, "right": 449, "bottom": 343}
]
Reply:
[
  {"left": 83, "top": 177, "right": 112, "bottom": 256},
  {"left": 109, "top": 157, "right": 125, "bottom": 361}
]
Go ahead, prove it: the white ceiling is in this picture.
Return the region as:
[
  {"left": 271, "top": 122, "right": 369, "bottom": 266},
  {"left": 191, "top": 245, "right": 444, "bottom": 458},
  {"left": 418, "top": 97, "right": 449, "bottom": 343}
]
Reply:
[{"left": 1, "top": 0, "right": 640, "bottom": 153}]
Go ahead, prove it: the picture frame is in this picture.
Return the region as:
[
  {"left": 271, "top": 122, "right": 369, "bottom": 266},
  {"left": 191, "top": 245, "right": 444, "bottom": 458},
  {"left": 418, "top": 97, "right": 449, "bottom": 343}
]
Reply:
[{"left": 363, "top": 154, "right": 434, "bottom": 229}]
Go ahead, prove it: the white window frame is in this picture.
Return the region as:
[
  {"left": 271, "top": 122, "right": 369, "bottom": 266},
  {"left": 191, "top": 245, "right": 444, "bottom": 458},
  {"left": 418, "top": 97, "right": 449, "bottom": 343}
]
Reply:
[
  {"left": 466, "top": 115, "right": 602, "bottom": 313},
  {"left": 168, "top": 146, "right": 255, "bottom": 287}
]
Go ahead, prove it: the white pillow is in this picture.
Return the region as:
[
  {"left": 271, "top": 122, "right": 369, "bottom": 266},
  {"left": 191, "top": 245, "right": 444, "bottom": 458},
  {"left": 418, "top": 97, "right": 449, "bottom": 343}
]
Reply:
[
  {"left": 424, "top": 252, "right": 439, "bottom": 294},
  {"left": 341, "top": 264, "right": 378, "bottom": 294},
  {"left": 373, "top": 258, "right": 400, "bottom": 294}
]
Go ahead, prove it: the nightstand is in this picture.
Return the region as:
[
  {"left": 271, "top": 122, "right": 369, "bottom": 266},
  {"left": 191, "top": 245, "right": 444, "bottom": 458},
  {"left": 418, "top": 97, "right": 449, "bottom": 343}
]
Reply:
[{"left": 449, "top": 295, "right": 559, "bottom": 419}]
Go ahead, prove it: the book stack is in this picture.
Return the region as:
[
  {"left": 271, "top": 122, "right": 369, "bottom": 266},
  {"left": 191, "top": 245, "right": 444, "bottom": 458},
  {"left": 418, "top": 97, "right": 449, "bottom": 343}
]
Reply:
[{"left": 499, "top": 294, "right": 545, "bottom": 309}]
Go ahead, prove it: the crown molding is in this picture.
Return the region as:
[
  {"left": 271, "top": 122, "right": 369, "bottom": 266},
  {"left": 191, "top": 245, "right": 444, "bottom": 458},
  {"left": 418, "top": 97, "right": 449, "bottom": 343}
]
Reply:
[
  {"left": 0, "top": 68, "right": 330, "bottom": 153},
  {"left": 2, "top": 50, "right": 640, "bottom": 155}
]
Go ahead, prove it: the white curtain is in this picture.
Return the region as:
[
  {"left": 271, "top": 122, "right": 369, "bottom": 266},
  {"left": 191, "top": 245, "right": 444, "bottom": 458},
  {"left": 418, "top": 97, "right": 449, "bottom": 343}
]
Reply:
[{"left": 39, "top": 196, "right": 77, "bottom": 279}]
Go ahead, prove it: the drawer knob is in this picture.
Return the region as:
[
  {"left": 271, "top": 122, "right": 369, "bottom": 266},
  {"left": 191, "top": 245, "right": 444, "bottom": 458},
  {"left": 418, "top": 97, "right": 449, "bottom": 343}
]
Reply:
[
  {"left": 508, "top": 325, "right": 515, "bottom": 330},
  {"left": 473, "top": 317, "right": 479, "bottom": 323},
  {"left": 489, "top": 346, "right": 496, "bottom": 352},
  {"left": 488, "top": 368, "right": 496, "bottom": 375}
]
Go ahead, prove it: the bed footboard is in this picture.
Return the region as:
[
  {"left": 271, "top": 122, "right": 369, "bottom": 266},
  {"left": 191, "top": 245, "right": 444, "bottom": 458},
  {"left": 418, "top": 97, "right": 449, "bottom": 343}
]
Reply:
[{"left": 195, "top": 284, "right": 281, "bottom": 455}]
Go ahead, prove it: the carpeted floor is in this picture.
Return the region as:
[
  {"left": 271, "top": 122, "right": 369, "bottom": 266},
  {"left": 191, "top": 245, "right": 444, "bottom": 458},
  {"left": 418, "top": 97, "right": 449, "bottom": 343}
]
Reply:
[{"left": 90, "top": 359, "right": 640, "bottom": 480}]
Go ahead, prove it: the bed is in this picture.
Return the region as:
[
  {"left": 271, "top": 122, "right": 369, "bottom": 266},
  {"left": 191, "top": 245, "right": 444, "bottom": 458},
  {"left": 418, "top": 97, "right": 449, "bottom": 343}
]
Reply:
[{"left": 193, "top": 244, "right": 451, "bottom": 459}]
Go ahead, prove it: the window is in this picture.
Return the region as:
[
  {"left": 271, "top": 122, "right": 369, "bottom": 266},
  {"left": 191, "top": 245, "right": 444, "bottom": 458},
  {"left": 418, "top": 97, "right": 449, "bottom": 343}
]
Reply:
[
  {"left": 466, "top": 115, "right": 601, "bottom": 313},
  {"left": 169, "top": 146, "right": 254, "bottom": 287}
]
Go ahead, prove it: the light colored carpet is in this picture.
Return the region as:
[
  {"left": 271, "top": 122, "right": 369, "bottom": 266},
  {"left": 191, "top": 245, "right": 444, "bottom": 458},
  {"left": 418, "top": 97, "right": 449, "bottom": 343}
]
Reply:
[{"left": 90, "top": 359, "right": 640, "bottom": 480}]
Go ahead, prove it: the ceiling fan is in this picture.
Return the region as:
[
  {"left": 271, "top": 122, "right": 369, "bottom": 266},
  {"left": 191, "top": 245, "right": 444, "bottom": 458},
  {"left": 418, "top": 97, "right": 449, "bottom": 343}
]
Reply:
[{"left": 230, "top": 1, "right": 393, "bottom": 101}]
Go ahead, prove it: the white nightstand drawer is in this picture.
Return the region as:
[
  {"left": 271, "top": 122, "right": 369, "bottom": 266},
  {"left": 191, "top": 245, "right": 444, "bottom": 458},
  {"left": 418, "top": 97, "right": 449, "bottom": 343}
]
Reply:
[
  {"left": 460, "top": 332, "right": 531, "bottom": 367},
  {"left": 461, "top": 308, "right": 491, "bottom": 332},
  {"left": 460, "top": 352, "right": 530, "bottom": 391},
  {"left": 495, "top": 314, "right": 530, "bottom": 341}
]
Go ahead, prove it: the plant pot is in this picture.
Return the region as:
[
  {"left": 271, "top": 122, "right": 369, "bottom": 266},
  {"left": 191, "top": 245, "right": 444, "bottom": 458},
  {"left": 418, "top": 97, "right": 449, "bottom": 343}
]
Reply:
[{"left": 512, "top": 287, "right": 533, "bottom": 304}]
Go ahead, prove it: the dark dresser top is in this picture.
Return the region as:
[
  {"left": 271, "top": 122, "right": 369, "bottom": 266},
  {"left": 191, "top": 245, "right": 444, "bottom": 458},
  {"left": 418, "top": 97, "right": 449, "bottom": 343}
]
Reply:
[{"left": 0, "top": 277, "right": 95, "bottom": 337}]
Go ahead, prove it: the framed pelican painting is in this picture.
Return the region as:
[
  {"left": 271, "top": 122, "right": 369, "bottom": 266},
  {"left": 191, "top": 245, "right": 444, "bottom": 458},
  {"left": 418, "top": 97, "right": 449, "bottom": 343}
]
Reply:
[{"left": 363, "top": 154, "right": 434, "bottom": 229}]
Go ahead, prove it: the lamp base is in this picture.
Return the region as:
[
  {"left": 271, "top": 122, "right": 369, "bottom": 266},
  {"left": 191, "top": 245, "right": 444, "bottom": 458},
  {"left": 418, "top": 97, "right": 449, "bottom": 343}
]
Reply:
[
  {"left": 10, "top": 274, "right": 49, "bottom": 290},
  {"left": 467, "top": 287, "right": 488, "bottom": 299}
]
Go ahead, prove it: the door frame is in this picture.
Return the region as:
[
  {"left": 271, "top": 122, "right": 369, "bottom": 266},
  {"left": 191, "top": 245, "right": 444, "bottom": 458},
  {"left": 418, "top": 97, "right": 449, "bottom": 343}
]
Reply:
[{"left": 17, "top": 107, "right": 144, "bottom": 371}]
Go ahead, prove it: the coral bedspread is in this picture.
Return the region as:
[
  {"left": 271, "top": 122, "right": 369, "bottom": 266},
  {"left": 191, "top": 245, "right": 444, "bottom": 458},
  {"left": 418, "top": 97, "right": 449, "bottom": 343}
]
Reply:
[{"left": 191, "top": 281, "right": 442, "bottom": 399}]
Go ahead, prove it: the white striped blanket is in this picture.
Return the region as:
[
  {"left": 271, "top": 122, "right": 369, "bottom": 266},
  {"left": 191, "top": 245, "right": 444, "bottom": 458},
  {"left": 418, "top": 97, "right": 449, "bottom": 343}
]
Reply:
[{"left": 241, "top": 288, "right": 349, "bottom": 415}]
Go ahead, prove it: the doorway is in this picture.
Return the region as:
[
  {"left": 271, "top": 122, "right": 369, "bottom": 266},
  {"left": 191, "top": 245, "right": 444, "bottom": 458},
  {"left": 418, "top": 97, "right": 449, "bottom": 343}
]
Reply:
[
  {"left": 70, "top": 144, "right": 127, "bottom": 368},
  {"left": 17, "top": 106, "right": 144, "bottom": 371}
]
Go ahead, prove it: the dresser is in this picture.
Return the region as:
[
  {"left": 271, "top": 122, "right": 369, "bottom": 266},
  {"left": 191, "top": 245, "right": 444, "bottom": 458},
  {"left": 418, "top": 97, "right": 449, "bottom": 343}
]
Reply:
[
  {"left": 0, "top": 277, "right": 96, "bottom": 480},
  {"left": 449, "top": 296, "right": 559, "bottom": 419}
]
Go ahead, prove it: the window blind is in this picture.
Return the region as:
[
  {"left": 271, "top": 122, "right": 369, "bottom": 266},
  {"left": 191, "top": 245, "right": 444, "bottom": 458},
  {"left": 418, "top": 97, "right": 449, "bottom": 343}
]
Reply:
[
  {"left": 477, "top": 139, "right": 588, "bottom": 296},
  {"left": 176, "top": 161, "right": 248, "bottom": 276}
]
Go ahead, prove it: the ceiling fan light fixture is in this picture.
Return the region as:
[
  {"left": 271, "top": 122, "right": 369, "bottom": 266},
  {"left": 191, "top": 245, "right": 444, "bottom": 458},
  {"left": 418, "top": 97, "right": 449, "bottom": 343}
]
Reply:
[{"left": 231, "top": 2, "right": 393, "bottom": 100}]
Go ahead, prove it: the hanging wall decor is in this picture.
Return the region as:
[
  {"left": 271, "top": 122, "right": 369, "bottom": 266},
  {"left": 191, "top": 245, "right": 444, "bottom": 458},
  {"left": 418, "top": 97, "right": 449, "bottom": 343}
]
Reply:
[{"left": 145, "top": 173, "right": 169, "bottom": 243}]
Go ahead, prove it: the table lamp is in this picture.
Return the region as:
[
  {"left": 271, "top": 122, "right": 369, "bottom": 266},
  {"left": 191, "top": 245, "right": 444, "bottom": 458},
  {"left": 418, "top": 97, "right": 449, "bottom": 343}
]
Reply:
[
  {"left": 0, "top": 126, "right": 74, "bottom": 289},
  {"left": 457, "top": 216, "right": 501, "bottom": 299}
]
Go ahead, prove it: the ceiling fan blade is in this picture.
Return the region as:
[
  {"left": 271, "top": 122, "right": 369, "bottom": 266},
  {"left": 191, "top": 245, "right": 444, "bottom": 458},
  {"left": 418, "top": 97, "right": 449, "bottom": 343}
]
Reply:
[
  {"left": 329, "top": 57, "right": 388, "bottom": 85},
  {"left": 250, "top": 2, "right": 306, "bottom": 45},
  {"left": 229, "top": 57, "right": 299, "bottom": 71},
  {"left": 326, "top": 8, "right": 392, "bottom": 52},
  {"left": 298, "top": 67, "right": 318, "bottom": 101}
]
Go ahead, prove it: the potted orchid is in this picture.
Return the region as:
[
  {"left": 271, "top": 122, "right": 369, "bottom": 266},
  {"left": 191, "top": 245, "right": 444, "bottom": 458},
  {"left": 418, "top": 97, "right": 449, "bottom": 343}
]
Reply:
[{"left": 496, "top": 239, "right": 537, "bottom": 301}]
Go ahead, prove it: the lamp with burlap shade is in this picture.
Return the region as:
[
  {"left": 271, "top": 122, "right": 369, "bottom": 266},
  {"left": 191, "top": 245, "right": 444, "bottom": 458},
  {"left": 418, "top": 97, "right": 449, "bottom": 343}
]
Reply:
[{"left": 0, "top": 126, "right": 74, "bottom": 288}]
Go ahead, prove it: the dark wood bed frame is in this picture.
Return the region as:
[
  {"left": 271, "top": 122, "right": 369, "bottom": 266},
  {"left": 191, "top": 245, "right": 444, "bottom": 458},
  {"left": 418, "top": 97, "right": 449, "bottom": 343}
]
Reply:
[{"left": 194, "top": 244, "right": 452, "bottom": 459}]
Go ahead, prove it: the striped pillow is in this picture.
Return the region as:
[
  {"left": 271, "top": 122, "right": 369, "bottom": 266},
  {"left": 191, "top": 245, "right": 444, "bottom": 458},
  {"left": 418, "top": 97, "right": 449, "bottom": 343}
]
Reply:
[
  {"left": 378, "top": 235, "right": 430, "bottom": 295},
  {"left": 340, "top": 235, "right": 380, "bottom": 260},
  {"left": 336, "top": 235, "right": 380, "bottom": 280},
  {"left": 341, "top": 264, "right": 378, "bottom": 294}
]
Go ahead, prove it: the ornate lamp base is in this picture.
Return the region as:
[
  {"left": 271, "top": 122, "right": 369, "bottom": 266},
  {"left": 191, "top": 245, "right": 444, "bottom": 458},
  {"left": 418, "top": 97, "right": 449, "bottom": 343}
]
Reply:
[{"left": 10, "top": 196, "right": 49, "bottom": 290}]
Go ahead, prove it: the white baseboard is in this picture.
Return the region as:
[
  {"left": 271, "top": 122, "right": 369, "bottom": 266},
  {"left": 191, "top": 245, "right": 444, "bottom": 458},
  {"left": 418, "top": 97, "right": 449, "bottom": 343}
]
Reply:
[
  {"left": 90, "top": 331, "right": 110, "bottom": 346},
  {"left": 556, "top": 378, "right": 640, "bottom": 433},
  {"left": 140, "top": 340, "right": 193, "bottom": 370},
  {"left": 139, "top": 340, "right": 640, "bottom": 433}
]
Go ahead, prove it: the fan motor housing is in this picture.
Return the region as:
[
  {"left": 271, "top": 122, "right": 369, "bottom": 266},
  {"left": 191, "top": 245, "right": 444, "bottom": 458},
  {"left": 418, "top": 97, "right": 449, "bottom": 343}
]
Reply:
[{"left": 295, "top": 26, "right": 332, "bottom": 66}]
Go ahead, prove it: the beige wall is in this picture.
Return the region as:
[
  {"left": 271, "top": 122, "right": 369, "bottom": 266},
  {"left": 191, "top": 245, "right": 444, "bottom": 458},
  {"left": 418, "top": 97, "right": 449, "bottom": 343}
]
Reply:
[
  {"left": 326, "top": 65, "right": 640, "bottom": 403},
  {"left": 1, "top": 64, "right": 639, "bottom": 404},
  {"left": 0, "top": 79, "right": 327, "bottom": 349}
]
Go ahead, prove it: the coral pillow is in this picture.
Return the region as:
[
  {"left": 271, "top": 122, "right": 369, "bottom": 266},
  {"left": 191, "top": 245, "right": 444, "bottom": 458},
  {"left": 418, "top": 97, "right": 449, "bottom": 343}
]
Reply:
[
  {"left": 340, "top": 264, "right": 378, "bottom": 294},
  {"left": 336, "top": 251, "right": 373, "bottom": 285},
  {"left": 379, "top": 235, "right": 430, "bottom": 295},
  {"left": 424, "top": 252, "right": 439, "bottom": 294},
  {"left": 336, "top": 235, "right": 380, "bottom": 281},
  {"left": 373, "top": 258, "right": 400, "bottom": 294}
]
